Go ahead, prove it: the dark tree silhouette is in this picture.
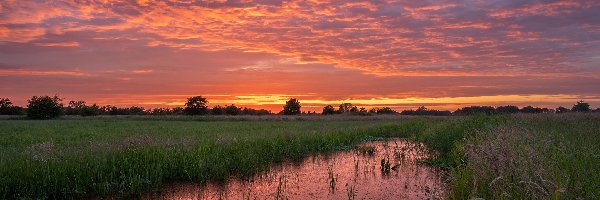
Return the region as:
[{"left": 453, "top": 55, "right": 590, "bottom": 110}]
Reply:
[
  {"left": 172, "top": 107, "right": 184, "bottom": 115},
  {"left": 322, "top": 105, "right": 336, "bottom": 115},
  {"left": 0, "top": 98, "right": 24, "bottom": 115},
  {"left": 555, "top": 106, "right": 570, "bottom": 114},
  {"left": 241, "top": 107, "right": 272, "bottom": 115},
  {"left": 282, "top": 98, "right": 301, "bottom": 115},
  {"left": 225, "top": 104, "right": 242, "bottom": 115},
  {"left": 0, "top": 98, "right": 11, "bottom": 111},
  {"left": 495, "top": 105, "right": 520, "bottom": 114},
  {"left": 151, "top": 108, "right": 172, "bottom": 115},
  {"left": 184, "top": 96, "right": 209, "bottom": 115},
  {"left": 520, "top": 106, "right": 549, "bottom": 113},
  {"left": 211, "top": 105, "right": 225, "bottom": 115},
  {"left": 27, "top": 95, "right": 63, "bottom": 119},
  {"left": 454, "top": 106, "right": 495, "bottom": 115},
  {"left": 128, "top": 106, "right": 147, "bottom": 115},
  {"left": 572, "top": 100, "right": 590, "bottom": 112},
  {"left": 80, "top": 104, "right": 101, "bottom": 116},
  {"left": 338, "top": 103, "right": 356, "bottom": 113},
  {"left": 377, "top": 107, "right": 397, "bottom": 114},
  {"left": 401, "top": 106, "right": 450, "bottom": 116},
  {"left": 65, "top": 100, "right": 87, "bottom": 115}
]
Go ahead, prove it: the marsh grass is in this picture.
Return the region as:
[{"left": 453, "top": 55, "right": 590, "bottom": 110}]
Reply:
[
  {"left": 355, "top": 145, "right": 376, "bottom": 156},
  {"left": 327, "top": 166, "right": 336, "bottom": 193},
  {"left": 448, "top": 113, "right": 600, "bottom": 199},
  {"left": 0, "top": 114, "right": 598, "bottom": 199}
]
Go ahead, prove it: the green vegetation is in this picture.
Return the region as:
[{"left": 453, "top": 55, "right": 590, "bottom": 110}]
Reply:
[{"left": 0, "top": 114, "right": 598, "bottom": 199}]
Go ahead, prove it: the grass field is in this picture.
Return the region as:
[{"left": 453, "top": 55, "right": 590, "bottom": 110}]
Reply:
[{"left": 0, "top": 114, "right": 598, "bottom": 199}]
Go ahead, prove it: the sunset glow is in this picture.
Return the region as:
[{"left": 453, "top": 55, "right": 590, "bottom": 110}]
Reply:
[{"left": 1, "top": 0, "right": 599, "bottom": 111}]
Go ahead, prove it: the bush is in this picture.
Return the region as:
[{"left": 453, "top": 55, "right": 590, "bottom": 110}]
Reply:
[
  {"left": 572, "top": 100, "right": 590, "bottom": 112},
  {"left": 338, "top": 103, "right": 356, "bottom": 113},
  {"left": 26, "top": 96, "right": 63, "bottom": 119},
  {"left": 80, "top": 104, "right": 101, "bottom": 116},
  {"left": 454, "top": 106, "right": 495, "bottom": 115},
  {"left": 401, "top": 106, "right": 450, "bottom": 116},
  {"left": 556, "top": 106, "right": 570, "bottom": 113},
  {"left": 0, "top": 98, "right": 24, "bottom": 115},
  {"left": 376, "top": 107, "right": 398, "bottom": 114},
  {"left": 211, "top": 105, "right": 225, "bottom": 115},
  {"left": 184, "top": 96, "right": 209, "bottom": 115},
  {"left": 322, "top": 105, "right": 336, "bottom": 115},
  {"left": 225, "top": 104, "right": 242, "bottom": 115},
  {"left": 282, "top": 98, "right": 301, "bottom": 115},
  {"left": 520, "top": 106, "right": 549, "bottom": 113},
  {"left": 241, "top": 107, "right": 271, "bottom": 115},
  {"left": 495, "top": 105, "right": 520, "bottom": 114}
]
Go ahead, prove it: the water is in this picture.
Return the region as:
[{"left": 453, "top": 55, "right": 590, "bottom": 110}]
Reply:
[{"left": 144, "top": 139, "right": 446, "bottom": 199}]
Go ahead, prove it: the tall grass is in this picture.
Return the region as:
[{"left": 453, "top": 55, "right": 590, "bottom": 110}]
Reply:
[
  {"left": 0, "top": 114, "right": 598, "bottom": 199},
  {"left": 0, "top": 117, "right": 444, "bottom": 199},
  {"left": 448, "top": 114, "right": 600, "bottom": 199}
]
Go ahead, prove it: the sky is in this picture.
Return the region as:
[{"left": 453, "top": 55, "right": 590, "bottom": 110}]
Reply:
[{"left": 1, "top": 0, "right": 599, "bottom": 112}]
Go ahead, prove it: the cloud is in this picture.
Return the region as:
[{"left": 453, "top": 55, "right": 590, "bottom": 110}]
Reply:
[{"left": 0, "top": 0, "right": 599, "bottom": 110}]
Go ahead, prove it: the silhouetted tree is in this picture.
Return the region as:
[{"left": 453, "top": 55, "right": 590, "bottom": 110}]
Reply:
[
  {"left": 0, "top": 98, "right": 12, "bottom": 112},
  {"left": 572, "top": 100, "right": 590, "bottom": 112},
  {"left": 322, "top": 105, "right": 336, "bottom": 115},
  {"left": 282, "top": 98, "right": 301, "bottom": 115},
  {"left": 151, "top": 108, "right": 172, "bottom": 115},
  {"left": 128, "top": 106, "right": 147, "bottom": 115},
  {"left": 27, "top": 95, "right": 63, "bottom": 119},
  {"left": 0, "top": 98, "right": 24, "bottom": 115},
  {"left": 241, "top": 107, "right": 272, "bottom": 115},
  {"left": 225, "top": 104, "right": 242, "bottom": 115},
  {"left": 184, "top": 96, "right": 209, "bottom": 115},
  {"left": 496, "top": 105, "right": 520, "bottom": 114},
  {"left": 401, "top": 106, "right": 450, "bottom": 116},
  {"left": 377, "top": 107, "right": 397, "bottom": 114},
  {"left": 454, "top": 106, "right": 495, "bottom": 115},
  {"left": 172, "top": 107, "right": 184, "bottom": 115},
  {"left": 356, "top": 107, "right": 370, "bottom": 116},
  {"left": 338, "top": 103, "right": 356, "bottom": 113},
  {"left": 80, "top": 104, "right": 101, "bottom": 116},
  {"left": 65, "top": 100, "right": 87, "bottom": 115},
  {"left": 520, "top": 106, "right": 548, "bottom": 113},
  {"left": 211, "top": 105, "right": 225, "bottom": 115},
  {"left": 555, "top": 106, "right": 570, "bottom": 114}
]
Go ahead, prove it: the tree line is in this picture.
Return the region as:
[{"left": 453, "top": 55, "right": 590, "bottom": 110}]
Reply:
[{"left": 0, "top": 96, "right": 598, "bottom": 119}]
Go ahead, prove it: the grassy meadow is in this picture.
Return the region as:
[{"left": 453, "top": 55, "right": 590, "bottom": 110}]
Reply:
[{"left": 0, "top": 114, "right": 599, "bottom": 199}]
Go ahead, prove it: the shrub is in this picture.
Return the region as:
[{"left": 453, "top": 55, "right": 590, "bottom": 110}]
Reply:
[
  {"left": 0, "top": 98, "right": 24, "bottom": 115},
  {"left": 80, "top": 104, "right": 101, "bottom": 116},
  {"left": 184, "top": 96, "right": 209, "bottom": 115},
  {"left": 377, "top": 107, "right": 397, "bottom": 114},
  {"left": 556, "top": 106, "right": 570, "bottom": 113},
  {"left": 520, "top": 106, "right": 549, "bottom": 113},
  {"left": 338, "top": 103, "right": 356, "bottom": 113},
  {"left": 241, "top": 107, "right": 271, "bottom": 115},
  {"left": 454, "top": 106, "right": 495, "bottom": 115},
  {"left": 151, "top": 108, "right": 172, "bottom": 115},
  {"left": 495, "top": 105, "right": 520, "bottom": 114},
  {"left": 26, "top": 96, "right": 63, "bottom": 119},
  {"left": 225, "top": 104, "right": 242, "bottom": 115},
  {"left": 322, "top": 105, "right": 336, "bottom": 115},
  {"left": 572, "top": 100, "right": 590, "bottom": 112},
  {"left": 282, "top": 98, "right": 301, "bottom": 115},
  {"left": 211, "top": 105, "right": 225, "bottom": 115}
]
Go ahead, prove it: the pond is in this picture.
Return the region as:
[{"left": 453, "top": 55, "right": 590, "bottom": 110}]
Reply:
[{"left": 144, "top": 139, "right": 446, "bottom": 199}]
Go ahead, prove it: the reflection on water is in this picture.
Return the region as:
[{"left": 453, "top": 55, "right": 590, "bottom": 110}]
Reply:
[{"left": 145, "top": 139, "right": 446, "bottom": 199}]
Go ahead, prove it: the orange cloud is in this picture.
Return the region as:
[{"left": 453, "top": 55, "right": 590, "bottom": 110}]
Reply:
[{"left": 0, "top": 69, "right": 87, "bottom": 76}]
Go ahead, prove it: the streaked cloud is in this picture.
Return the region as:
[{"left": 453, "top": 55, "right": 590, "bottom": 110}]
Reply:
[{"left": 0, "top": 0, "right": 599, "bottom": 110}]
